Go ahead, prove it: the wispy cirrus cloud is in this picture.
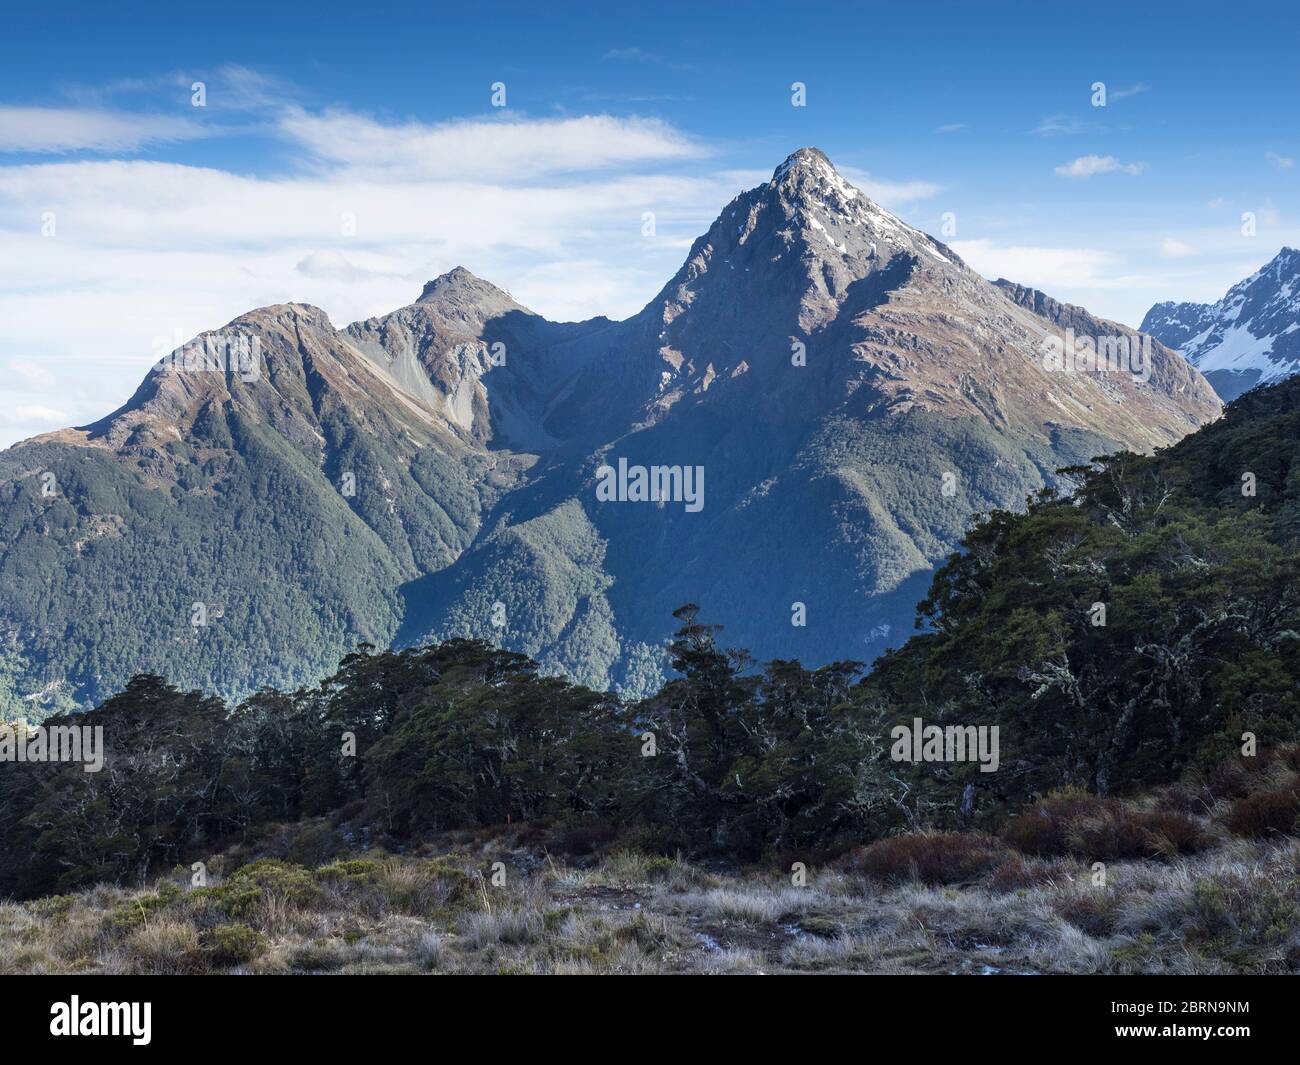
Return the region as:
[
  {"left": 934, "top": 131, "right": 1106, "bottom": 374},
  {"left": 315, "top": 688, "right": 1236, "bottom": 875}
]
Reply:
[
  {"left": 1159, "top": 238, "right": 1198, "bottom": 259},
  {"left": 1031, "top": 115, "right": 1101, "bottom": 137},
  {"left": 1054, "top": 154, "right": 1146, "bottom": 178},
  {"left": 600, "top": 47, "right": 696, "bottom": 71},
  {"left": 278, "top": 110, "right": 709, "bottom": 181},
  {"left": 1266, "top": 151, "right": 1295, "bottom": 170},
  {"left": 949, "top": 239, "right": 1125, "bottom": 290},
  {"left": 838, "top": 166, "right": 941, "bottom": 207},
  {"left": 1110, "top": 82, "right": 1150, "bottom": 100},
  {"left": 57, "top": 64, "right": 296, "bottom": 114},
  {"left": 0, "top": 106, "right": 207, "bottom": 153}
]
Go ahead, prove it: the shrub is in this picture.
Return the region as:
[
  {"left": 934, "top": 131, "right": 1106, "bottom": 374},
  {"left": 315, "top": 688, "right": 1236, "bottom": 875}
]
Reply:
[
  {"left": 316, "top": 859, "right": 381, "bottom": 884},
  {"left": 284, "top": 822, "right": 344, "bottom": 867},
  {"left": 851, "top": 832, "right": 1006, "bottom": 885},
  {"left": 1207, "top": 753, "right": 1280, "bottom": 799},
  {"left": 1002, "top": 790, "right": 1208, "bottom": 859},
  {"left": 1140, "top": 811, "right": 1213, "bottom": 857},
  {"left": 206, "top": 922, "right": 268, "bottom": 965},
  {"left": 985, "top": 855, "right": 1059, "bottom": 893},
  {"left": 189, "top": 882, "right": 261, "bottom": 920},
  {"left": 27, "top": 895, "right": 77, "bottom": 920},
  {"left": 1224, "top": 786, "right": 1300, "bottom": 838},
  {"left": 192, "top": 859, "right": 320, "bottom": 918},
  {"left": 105, "top": 881, "right": 182, "bottom": 933},
  {"left": 226, "top": 859, "right": 320, "bottom": 905},
  {"left": 1001, "top": 790, "right": 1116, "bottom": 855}
]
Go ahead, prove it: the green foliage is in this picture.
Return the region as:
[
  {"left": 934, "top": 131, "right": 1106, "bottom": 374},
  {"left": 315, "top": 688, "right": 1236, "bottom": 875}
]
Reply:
[
  {"left": 631, "top": 605, "right": 892, "bottom": 856},
  {"left": 316, "top": 859, "right": 381, "bottom": 883},
  {"left": 225, "top": 859, "right": 321, "bottom": 907},
  {"left": 205, "top": 922, "right": 268, "bottom": 966},
  {"left": 189, "top": 860, "right": 319, "bottom": 919},
  {"left": 106, "top": 881, "right": 182, "bottom": 932},
  {"left": 0, "top": 676, "right": 230, "bottom": 897},
  {"left": 0, "top": 412, "right": 486, "bottom": 718},
  {"left": 360, "top": 640, "right": 627, "bottom": 834},
  {"left": 2, "top": 376, "right": 1298, "bottom": 898},
  {"left": 863, "top": 375, "right": 1300, "bottom": 813}
]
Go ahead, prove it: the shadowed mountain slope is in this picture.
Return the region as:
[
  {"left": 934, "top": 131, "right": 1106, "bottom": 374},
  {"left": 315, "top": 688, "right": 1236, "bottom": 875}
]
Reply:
[{"left": 0, "top": 148, "right": 1220, "bottom": 714}]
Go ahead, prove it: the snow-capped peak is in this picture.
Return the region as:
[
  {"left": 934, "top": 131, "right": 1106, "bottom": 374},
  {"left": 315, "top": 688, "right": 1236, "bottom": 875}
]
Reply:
[{"left": 1141, "top": 247, "right": 1300, "bottom": 401}]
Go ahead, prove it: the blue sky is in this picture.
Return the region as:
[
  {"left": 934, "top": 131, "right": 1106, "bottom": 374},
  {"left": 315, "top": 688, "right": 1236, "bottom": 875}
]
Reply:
[{"left": 2, "top": 0, "right": 1297, "bottom": 446}]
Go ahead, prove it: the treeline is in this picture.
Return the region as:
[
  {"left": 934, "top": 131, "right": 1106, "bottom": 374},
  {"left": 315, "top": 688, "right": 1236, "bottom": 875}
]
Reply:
[
  {"left": 0, "top": 613, "right": 902, "bottom": 898},
  {"left": 2, "top": 375, "right": 1299, "bottom": 900}
]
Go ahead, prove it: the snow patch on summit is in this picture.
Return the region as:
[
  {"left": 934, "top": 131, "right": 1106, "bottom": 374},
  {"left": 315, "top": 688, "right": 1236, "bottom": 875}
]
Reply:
[{"left": 1141, "top": 248, "right": 1300, "bottom": 399}]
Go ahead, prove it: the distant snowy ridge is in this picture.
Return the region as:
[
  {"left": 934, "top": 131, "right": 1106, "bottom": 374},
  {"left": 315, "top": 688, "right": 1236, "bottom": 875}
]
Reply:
[{"left": 1142, "top": 247, "right": 1300, "bottom": 401}]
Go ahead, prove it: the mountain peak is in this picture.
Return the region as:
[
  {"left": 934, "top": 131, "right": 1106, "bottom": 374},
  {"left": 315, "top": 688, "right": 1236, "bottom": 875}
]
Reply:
[
  {"left": 773, "top": 146, "right": 835, "bottom": 180},
  {"left": 764, "top": 145, "right": 894, "bottom": 236},
  {"left": 418, "top": 267, "right": 505, "bottom": 303},
  {"left": 1142, "top": 245, "right": 1300, "bottom": 402}
]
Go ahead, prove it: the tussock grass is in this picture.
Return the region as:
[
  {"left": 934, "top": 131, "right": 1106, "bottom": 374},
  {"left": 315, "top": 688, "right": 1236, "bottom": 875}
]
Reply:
[
  {"left": 850, "top": 832, "right": 1007, "bottom": 885},
  {"left": 4, "top": 834, "right": 1299, "bottom": 974}
]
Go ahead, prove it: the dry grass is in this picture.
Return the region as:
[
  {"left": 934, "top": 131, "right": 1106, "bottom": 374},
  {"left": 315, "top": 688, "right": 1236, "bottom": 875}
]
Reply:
[{"left": 3, "top": 832, "right": 1299, "bottom": 975}]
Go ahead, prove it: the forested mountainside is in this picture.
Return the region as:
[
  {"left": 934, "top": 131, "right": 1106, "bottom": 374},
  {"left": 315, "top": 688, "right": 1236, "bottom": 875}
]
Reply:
[
  {"left": 3, "top": 372, "right": 1294, "bottom": 902},
  {"left": 0, "top": 149, "right": 1220, "bottom": 720}
]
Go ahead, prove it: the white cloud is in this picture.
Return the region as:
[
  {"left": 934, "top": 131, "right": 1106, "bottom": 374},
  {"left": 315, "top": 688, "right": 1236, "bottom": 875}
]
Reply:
[
  {"left": 933, "top": 123, "right": 967, "bottom": 134},
  {"left": 4, "top": 359, "right": 57, "bottom": 389},
  {"left": 949, "top": 239, "right": 1125, "bottom": 290},
  {"left": 1031, "top": 115, "right": 1093, "bottom": 136},
  {"left": 0, "top": 106, "right": 207, "bottom": 153},
  {"left": 1266, "top": 151, "right": 1295, "bottom": 170},
  {"left": 295, "top": 249, "right": 412, "bottom": 284},
  {"left": 5, "top": 403, "right": 68, "bottom": 423},
  {"left": 1054, "top": 154, "right": 1147, "bottom": 178},
  {"left": 277, "top": 110, "right": 708, "bottom": 181},
  {"left": 1110, "top": 82, "right": 1150, "bottom": 100},
  {"left": 0, "top": 105, "right": 943, "bottom": 447},
  {"left": 0, "top": 150, "right": 728, "bottom": 446},
  {"left": 1159, "top": 238, "right": 1197, "bottom": 259},
  {"left": 837, "top": 166, "right": 941, "bottom": 208}
]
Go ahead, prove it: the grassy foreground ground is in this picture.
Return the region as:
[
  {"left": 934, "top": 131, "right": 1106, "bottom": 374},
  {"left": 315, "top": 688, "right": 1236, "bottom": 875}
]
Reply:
[{"left": 3, "top": 823, "right": 1299, "bottom": 975}]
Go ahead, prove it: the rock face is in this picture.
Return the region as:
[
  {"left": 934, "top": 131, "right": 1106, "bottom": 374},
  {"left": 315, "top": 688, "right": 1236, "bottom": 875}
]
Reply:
[
  {"left": 1142, "top": 247, "right": 1300, "bottom": 402},
  {"left": 0, "top": 148, "right": 1222, "bottom": 714}
]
